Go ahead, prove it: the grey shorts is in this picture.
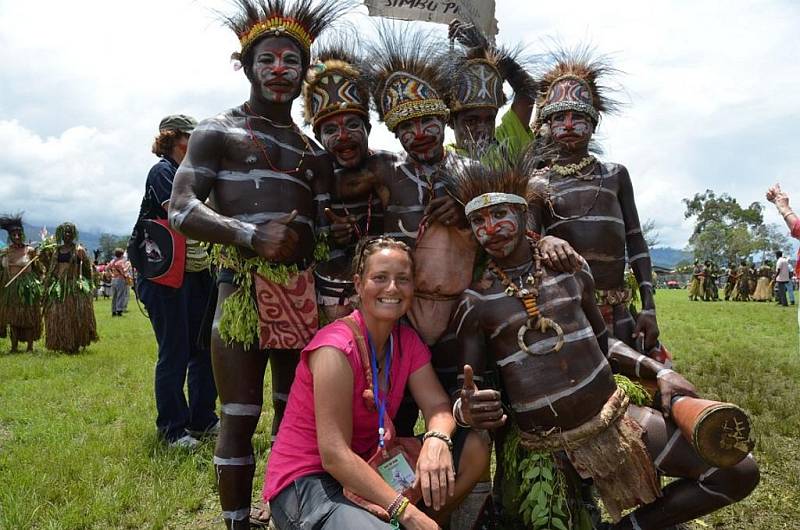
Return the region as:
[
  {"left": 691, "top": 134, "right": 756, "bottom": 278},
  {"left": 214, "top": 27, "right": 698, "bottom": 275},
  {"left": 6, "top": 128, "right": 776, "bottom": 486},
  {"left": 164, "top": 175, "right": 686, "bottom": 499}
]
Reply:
[{"left": 270, "top": 473, "right": 393, "bottom": 530}]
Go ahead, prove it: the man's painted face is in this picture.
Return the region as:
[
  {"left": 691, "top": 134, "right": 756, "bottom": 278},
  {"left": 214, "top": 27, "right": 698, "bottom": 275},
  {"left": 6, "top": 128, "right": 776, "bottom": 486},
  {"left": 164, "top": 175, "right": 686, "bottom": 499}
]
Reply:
[
  {"left": 468, "top": 204, "right": 524, "bottom": 259},
  {"left": 62, "top": 226, "right": 75, "bottom": 243},
  {"left": 396, "top": 115, "right": 445, "bottom": 163},
  {"left": 251, "top": 37, "right": 304, "bottom": 103},
  {"left": 549, "top": 110, "right": 594, "bottom": 153},
  {"left": 453, "top": 108, "right": 497, "bottom": 151},
  {"left": 317, "top": 112, "right": 369, "bottom": 168}
]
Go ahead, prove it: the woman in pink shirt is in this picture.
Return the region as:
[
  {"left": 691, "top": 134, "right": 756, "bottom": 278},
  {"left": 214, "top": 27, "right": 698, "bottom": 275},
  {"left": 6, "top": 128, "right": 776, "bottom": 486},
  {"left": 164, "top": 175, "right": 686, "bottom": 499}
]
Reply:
[{"left": 263, "top": 238, "right": 490, "bottom": 530}]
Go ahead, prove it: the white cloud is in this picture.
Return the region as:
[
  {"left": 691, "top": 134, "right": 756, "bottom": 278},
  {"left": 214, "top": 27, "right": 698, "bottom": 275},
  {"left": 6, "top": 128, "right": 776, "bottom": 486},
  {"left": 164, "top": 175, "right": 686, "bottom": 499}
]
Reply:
[{"left": 1, "top": 0, "right": 799, "bottom": 247}]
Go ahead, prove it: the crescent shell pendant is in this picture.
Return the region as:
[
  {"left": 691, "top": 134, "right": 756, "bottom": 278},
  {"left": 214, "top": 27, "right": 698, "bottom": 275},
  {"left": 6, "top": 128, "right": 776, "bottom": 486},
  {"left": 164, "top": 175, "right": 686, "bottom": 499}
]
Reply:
[{"left": 517, "top": 317, "right": 565, "bottom": 355}]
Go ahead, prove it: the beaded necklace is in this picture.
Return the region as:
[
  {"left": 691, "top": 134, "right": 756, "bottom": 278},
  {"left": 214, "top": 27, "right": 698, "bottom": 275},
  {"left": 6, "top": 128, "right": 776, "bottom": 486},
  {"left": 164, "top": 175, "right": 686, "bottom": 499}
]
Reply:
[
  {"left": 550, "top": 155, "right": 596, "bottom": 178},
  {"left": 243, "top": 103, "right": 314, "bottom": 175},
  {"left": 544, "top": 158, "right": 605, "bottom": 222},
  {"left": 487, "top": 242, "right": 565, "bottom": 355}
]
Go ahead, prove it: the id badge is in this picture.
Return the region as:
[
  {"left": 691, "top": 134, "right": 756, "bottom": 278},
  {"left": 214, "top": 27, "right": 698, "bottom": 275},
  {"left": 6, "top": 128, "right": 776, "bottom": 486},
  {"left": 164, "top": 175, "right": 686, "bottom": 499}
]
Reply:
[{"left": 376, "top": 450, "right": 416, "bottom": 493}]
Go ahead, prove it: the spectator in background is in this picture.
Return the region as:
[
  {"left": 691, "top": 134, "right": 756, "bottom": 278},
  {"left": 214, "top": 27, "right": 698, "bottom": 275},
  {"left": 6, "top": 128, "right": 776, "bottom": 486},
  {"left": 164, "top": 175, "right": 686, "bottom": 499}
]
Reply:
[
  {"left": 774, "top": 251, "right": 791, "bottom": 306},
  {"left": 135, "top": 115, "right": 218, "bottom": 449},
  {"left": 107, "top": 248, "right": 131, "bottom": 316},
  {"left": 767, "top": 184, "right": 800, "bottom": 310}
]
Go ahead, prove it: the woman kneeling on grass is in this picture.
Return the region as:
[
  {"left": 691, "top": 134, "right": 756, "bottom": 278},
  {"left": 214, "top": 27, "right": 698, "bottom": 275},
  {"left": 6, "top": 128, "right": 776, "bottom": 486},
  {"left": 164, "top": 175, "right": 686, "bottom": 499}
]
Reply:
[{"left": 263, "top": 237, "right": 490, "bottom": 529}]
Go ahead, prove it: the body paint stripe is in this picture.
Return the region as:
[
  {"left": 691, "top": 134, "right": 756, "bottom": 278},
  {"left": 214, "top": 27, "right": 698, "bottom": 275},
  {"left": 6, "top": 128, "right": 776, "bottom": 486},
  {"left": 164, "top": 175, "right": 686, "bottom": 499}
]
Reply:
[
  {"left": 221, "top": 403, "right": 262, "bottom": 416},
  {"left": 217, "top": 169, "right": 311, "bottom": 192},
  {"left": 629, "top": 252, "right": 649, "bottom": 263},
  {"left": 511, "top": 361, "right": 607, "bottom": 412},
  {"left": 654, "top": 429, "right": 682, "bottom": 469},
  {"left": 222, "top": 508, "right": 251, "bottom": 521},
  {"left": 214, "top": 455, "right": 255, "bottom": 466},
  {"left": 498, "top": 326, "right": 596, "bottom": 367},
  {"left": 233, "top": 212, "right": 313, "bottom": 228},
  {"left": 545, "top": 216, "right": 625, "bottom": 233}
]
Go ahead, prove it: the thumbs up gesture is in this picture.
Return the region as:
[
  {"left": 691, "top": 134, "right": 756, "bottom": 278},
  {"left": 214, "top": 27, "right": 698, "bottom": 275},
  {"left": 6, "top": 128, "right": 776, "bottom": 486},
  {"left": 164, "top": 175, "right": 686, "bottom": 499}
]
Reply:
[
  {"left": 459, "top": 365, "right": 506, "bottom": 430},
  {"left": 324, "top": 208, "right": 358, "bottom": 246},
  {"left": 252, "top": 210, "right": 299, "bottom": 262}
]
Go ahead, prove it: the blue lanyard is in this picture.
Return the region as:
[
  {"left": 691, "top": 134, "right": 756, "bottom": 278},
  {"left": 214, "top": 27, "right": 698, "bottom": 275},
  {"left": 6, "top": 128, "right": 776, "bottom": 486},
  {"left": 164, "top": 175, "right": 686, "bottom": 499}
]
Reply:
[{"left": 368, "top": 331, "right": 393, "bottom": 448}]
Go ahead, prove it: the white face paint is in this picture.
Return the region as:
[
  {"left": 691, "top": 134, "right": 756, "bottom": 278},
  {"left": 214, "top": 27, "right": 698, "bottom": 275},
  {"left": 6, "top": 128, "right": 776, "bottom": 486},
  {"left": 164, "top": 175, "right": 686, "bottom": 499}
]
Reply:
[
  {"left": 252, "top": 38, "right": 304, "bottom": 103},
  {"left": 396, "top": 116, "right": 445, "bottom": 164},
  {"left": 549, "top": 110, "right": 594, "bottom": 153},
  {"left": 468, "top": 204, "right": 523, "bottom": 259},
  {"left": 317, "top": 112, "right": 369, "bottom": 168}
]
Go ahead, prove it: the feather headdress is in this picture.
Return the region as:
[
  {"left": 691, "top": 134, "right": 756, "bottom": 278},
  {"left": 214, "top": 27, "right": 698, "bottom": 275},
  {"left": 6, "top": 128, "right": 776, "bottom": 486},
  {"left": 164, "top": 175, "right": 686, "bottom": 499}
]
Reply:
[
  {"left": 534, "top": 46, "right": 620, "bottom": 133},
  {"left": 443, "top": 149, "right": 543, "bottom": 216},
  {"left": 220, "top": 0, "right": 354, "bottom": 64},
  {"left": 366, "top": 23, "right": 450, "bottom": 132},
  {"left": 445, "top": 22, "right": 537, "bottom": 114},
  {"left": 303, "top": 33, "right": 371, "bottom": 130},
  {"left": 0, "top": 213, "right": 24, "bottom": 234}
]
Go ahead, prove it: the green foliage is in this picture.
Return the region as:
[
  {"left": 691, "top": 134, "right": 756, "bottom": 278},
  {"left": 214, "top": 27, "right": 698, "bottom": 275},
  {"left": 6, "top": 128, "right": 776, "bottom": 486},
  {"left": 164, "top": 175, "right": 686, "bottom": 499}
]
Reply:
[
  {"left": 97, "top": 233, "right": 131, "bottom": 262},
  {"left": 614, "top": 374, "right": 650, "bottom": 406},
  {"left": 683, "top": 189, "right": 771, "bottom": 263},
  {"left": 210, "top": 245, "right": 298, "bottom": 348},
  {"left": 0, "top": 291, "right": 797, "bottom": 528}
]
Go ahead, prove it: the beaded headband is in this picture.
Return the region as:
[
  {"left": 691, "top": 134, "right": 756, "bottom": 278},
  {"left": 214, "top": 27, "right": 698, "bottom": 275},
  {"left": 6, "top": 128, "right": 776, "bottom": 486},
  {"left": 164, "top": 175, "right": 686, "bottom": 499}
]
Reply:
[
  {"left": 381, "top": 72, "right": 448, "bottom": 131},
  {"left": 539, "top": 75, "right": 599, "bottom": 122},
  {"left": 465, "top": 193, "right": 528, "bottom": 216},
  {"left": 238, "top": 16, "right": 312, "bottom": 57}
]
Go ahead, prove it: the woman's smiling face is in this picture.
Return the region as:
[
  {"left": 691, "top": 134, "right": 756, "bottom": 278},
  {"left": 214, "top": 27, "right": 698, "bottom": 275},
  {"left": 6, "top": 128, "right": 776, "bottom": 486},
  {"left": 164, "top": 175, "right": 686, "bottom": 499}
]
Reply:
[{"left": 355, "top": 247, "right": 414, "bottom": 322}]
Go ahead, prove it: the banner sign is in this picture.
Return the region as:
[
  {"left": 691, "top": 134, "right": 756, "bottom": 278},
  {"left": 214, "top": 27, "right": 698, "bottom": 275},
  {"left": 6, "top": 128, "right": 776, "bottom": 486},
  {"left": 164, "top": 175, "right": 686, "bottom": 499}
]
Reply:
[{"left": 364, "top": 0, "right": 497, "bottom": 37}]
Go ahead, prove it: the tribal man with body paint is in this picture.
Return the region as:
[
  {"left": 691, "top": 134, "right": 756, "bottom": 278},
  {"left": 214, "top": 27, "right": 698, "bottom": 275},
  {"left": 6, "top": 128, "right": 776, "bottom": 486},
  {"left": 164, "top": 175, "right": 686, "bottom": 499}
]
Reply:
[
  {"left": 302, "top": 40, "right": 388, "bottom": 323},
  {"left": 528, "top": 50, "right": 670, "bottom": 361},
  {"left": 168, "top": 1, "right": 352, "bottom": 527},
  {"left": 446, "top": 158, "right": 760, "bottom": 530}
]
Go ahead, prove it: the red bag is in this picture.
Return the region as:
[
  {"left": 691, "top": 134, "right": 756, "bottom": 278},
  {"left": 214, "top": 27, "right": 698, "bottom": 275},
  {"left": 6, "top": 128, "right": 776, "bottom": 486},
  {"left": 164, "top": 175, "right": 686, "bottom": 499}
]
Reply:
[
  {"left": 128, "top": 219, "right": 186, "bottom": 288},
  {"left": 339, "top": 316, "right": 422, "bottom": 520}
]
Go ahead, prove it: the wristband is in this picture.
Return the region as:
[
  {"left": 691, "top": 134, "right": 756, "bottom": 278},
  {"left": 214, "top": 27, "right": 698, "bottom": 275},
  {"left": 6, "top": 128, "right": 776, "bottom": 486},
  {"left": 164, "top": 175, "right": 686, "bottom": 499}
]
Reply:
[
  {"left": 235, "top": 222, "right": 256, "bottom": 250},
  {"left": 656, "top": 368, "right": 675, "bottom": 379},
  {"left": 387, "top": 494, "right": 408, "bottom": 519},
  {"left": 391, "top": 497, "right": 410, "bottom": 521},
  {"left": 423, "top": 431, "right": 454, "bottom": 451},
  {"left": 452, "top": 398, "right": 470, "bottom": 428},
  {"left": 783, "top": 210, "right": 795, "bottom": 219}
]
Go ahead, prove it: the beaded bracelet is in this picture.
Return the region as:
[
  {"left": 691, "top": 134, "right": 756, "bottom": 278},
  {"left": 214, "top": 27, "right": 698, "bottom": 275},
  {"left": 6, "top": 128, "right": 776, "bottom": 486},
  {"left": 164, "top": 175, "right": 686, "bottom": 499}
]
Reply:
[
  {"left": 783, "top": 210, "right": 795, "bottom": 219},
  {"left": 391, "top": 497, "right": 410, "bottom": 521},
  {"left": 387, "top": 493, "right": 405, "bottom": 517},
  {"left": 423, "top": 431, "right": 454, "bottom": 451}
]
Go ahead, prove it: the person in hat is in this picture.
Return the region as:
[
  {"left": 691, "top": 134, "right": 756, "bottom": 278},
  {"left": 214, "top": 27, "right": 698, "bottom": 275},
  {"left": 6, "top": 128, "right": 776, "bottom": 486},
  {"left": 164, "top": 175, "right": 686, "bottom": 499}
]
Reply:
[
  {"left": 528, "top": 49, "right": 669, "bottom": 362},
  {"left": 43, "top": 222, "right": 98, "bottom": 353},
  {"left": 445, "top": 156, "right": 760, "bottom": 530},
  {"left": 167, "top": 0, "right": 352, "bottom": 526},
  {"left": 0, "top": 213, "right": 44, "bottom": 353},
  {"left": 133, "top": 113, "right": 218, "bottom": 450}
]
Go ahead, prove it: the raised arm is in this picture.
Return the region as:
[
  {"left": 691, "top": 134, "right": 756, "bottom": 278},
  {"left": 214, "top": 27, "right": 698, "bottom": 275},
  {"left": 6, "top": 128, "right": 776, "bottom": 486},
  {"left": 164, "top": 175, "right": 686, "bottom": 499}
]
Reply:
[
  {"left": 311, "top": 347, "right": 437, "bottom": 529},
  {"left": 617, "top": 166, "right": 659, "bottom": 350}
]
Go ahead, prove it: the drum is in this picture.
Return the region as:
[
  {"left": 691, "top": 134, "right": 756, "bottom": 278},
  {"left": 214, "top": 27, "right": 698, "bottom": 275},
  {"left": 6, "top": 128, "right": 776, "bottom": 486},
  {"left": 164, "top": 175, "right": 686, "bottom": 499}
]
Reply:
[{"left": 671, "top": 396, "right": 754, "bottom": 468}]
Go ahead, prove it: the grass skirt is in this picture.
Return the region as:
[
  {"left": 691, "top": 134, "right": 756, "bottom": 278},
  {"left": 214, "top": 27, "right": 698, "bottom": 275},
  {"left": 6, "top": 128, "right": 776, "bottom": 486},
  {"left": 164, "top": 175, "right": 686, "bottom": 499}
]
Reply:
[
  {"left": 45, "top": 293, "right": 98, "bottom": 353},
  {"left": 0, "top": 272, "right": 43, "bottom": 342}
]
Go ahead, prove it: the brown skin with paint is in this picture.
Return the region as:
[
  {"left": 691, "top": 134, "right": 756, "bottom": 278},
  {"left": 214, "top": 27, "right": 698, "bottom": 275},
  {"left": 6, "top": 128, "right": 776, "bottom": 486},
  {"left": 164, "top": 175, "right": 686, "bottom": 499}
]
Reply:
[
  {"left": 456, "top": 202, "right": 759, "bottom": 529},
  {"left": 530, "top": 109, "right": 661, "bottom": 350},
  {"left": 168, "top": 35, "right": 333, "bottom": 530}
]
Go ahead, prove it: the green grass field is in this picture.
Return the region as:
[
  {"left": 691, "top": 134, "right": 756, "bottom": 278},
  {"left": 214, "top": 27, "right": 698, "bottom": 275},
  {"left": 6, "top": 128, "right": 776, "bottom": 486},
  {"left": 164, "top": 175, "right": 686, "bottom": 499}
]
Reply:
[{"left": 1, "top": 290, "right": 798, "bottom": 529}]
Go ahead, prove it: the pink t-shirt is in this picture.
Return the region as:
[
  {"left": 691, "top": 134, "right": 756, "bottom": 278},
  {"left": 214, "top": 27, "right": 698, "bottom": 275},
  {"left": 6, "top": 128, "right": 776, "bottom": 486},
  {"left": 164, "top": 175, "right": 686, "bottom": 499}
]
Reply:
[
  {"left": 791, "top": 219, "right": 800, "bottom": 277},
  {"left": 263, "top": 309, "right": 431, "bottom": 501}
]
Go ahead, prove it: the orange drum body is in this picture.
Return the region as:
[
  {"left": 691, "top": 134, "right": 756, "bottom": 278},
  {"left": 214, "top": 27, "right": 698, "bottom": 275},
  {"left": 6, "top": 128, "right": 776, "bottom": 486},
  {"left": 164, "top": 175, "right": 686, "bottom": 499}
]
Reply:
[{"left": 671, "top": 396, "right": 754, "bottom": 468}]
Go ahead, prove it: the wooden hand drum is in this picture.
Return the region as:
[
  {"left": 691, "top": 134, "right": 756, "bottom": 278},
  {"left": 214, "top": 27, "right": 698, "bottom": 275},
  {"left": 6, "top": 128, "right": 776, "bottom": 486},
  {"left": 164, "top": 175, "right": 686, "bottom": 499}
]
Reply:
[{"left": 671, "top": 396, "right": 754, "bottom": 468}]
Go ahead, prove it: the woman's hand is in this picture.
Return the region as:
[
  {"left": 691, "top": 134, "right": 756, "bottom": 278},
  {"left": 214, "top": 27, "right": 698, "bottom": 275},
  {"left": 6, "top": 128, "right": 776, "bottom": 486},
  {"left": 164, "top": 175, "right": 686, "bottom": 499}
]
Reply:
[
  {"left": 766, "top": 183, "right": 790, "bottom": 209},
  {"left": 397, "top": 502, "right": 441, "bottom": 530},
  {"left": 415, "top": 436, "right": 455, "bottom": 511}
]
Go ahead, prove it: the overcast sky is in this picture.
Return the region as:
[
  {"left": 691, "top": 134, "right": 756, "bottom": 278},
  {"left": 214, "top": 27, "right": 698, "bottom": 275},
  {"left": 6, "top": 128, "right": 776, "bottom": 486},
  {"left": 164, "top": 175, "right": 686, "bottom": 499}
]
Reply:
[{"left": 2, "top": 0, "right": 799, "bottom": 248}]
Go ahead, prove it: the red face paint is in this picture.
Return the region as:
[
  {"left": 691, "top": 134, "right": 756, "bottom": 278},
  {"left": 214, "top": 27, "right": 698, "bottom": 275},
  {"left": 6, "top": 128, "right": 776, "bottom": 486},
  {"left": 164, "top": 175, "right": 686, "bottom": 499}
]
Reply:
[
  {"left": 469, "top": 204, "right": 521, "bottom": 259},
  {"left": 252, "top": 38, "right": 304, "bottom": 103},
  {"left": 396, "top": 116, "right": 444, "bottom": 163},
  {"left": 317, "top": 112, "right": 369, "bottom": 168}
]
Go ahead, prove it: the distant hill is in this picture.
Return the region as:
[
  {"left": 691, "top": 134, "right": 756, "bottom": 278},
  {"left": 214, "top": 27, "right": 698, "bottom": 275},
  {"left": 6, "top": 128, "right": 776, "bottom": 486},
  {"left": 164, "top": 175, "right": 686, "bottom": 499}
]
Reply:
[{"left": 649, "top": 247, "right": 692, "bottom": 269}]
